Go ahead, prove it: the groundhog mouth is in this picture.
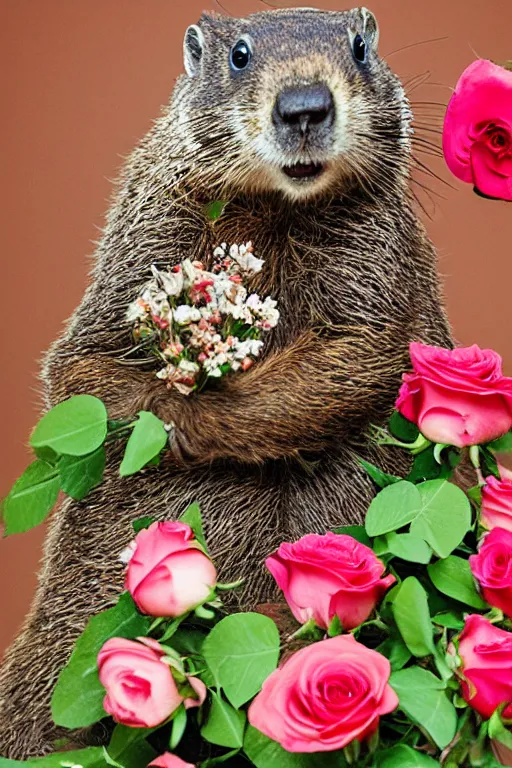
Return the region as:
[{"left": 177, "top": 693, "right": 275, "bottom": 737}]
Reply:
[{"left": 282, "top": 162, "right": 325, "bottom": 181}]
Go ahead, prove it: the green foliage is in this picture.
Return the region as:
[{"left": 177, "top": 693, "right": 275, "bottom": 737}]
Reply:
[
  {"left": 201, "top": 691, "right": 247, "bottom": 748},
  {"left": 332, "top": 524, "right": 371, "bottom": 547},
  {"left": 58, "top": 447, "right": 106, "bottom": 500},
  {"left": 202, "top": 613, "right": 280, "bottom": 709},
  {"left": 488, "top": 431, "right": 512, "bottom": 453},
  {"left": 0, "top": 749, "right": 106, "bottom": 767},
  {"left": 51, "top": 593, "right": 150, "bottom": 728},
  {"left": 376, "top": 633, "right": 412, "bottom": 672},
  {"left": 365, "top": 481, "right": 422, "bottom": 536},
  {"left": 432, "top": 611, "right": 465, "bottom": 630},
  {"left": 170, "top": 705, "right": 188, "bottom": 750},
  {"left": 132, "top": 515, "right": 156, "bottom": 533},
  {"left": 119, "top": 411, "right": 167, "bottom": 476},
  {"left": 386, "top": 532, "right": 432, "bottom": 564},
  {"left": 30, "top": 395, "right": 108, "bottom": 457},
  {"left": 106, "top": 725, "right": 157, "bottom": 768},
  {"left": 407, "top": 444, "right": 460, "bottom": 484},
  {"left": 376, "top": 745, "right": 441, "bottom": 767},
  {"left": 180, "top": 502, "right": 207, "bottom": 550},
  {"left": 2, "top": 460, "right": 60, "bottom": 535},
  {"left": 244, "top": 727, "right": 346, "bottom": 768},
  {"left": 390, "top": 666, "right": 458, "bottom": 749},
  {"left": 489, "top": 706, "right": 512, "bottom": 750},
  {"left": 410, "top": 481, "right": 471, "bottom": 558},
  {"left": 480, "top": 446, "right": 501, "bottom": 480},
  {"left": 428, "top": 556, "right": 488, "bottom": 610},
  {"left": 205, "top": 200, "right": 228, "bottom": 222},
  {"left": 389, "top": 411, "right": 420, "bottom": 442},
  {"left": 358, "top": 458, "right": 401, "bottom": 488},
  {"left": 392, "top": 577, "right": 435, "bottom": 657},
  {"left": 366, "top": 480, "right": 471, "bottom": 560}
]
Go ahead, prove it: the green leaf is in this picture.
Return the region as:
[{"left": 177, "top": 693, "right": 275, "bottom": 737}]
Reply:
[
  {"left": 489, "top": 706, "right": 512, "bottom": 750},
  {"left": 432, "top": 611, "right": 465, "bottom": 630},
  {"left": 327, "top": 614, "right": 344, "bottom": 637},
  {"left": 481, "top": 446, "right": 501, "bottom": 480},
  {"left": 119, "top": 411, "right": 167, "bottom": 476},
  {"left": 106, "top": 725, "right": 157, "bottom": 768},
  {"left": 358, "top": 458, "right": 401, "bottom": 488},
  {"left": 201, "top": 691, "right": 247, "bottom": 748},
  {"left": 331, "top": 524, "right": 371, "bottom": 547},
  {"left": 392, "top": 577, "right": 435, "bottom": 657},
  {"left": 467, "top": 485, "right": 483, "bottom": 506},
  {"left": 244, "top": 726, "right": 346, "bottom": 768},
  {"left": 51, "top": 592, "right": 150, "bottom": 728},
  {"left": 205, "top": 200, "right": 228, "bottom": 221},
  {"left": 365, "top": 481, "right": 421, "bottom": 536},
  {"left": 410, "top": 480, "right": 472, "bottom": 558},
  {"left": 202, "top": 613, "right": 280, "bottom": 709},
  {"left": 170, "top": 627, "right": 207, "bottom": 656},
  {"left": 488, "top": 432, "right": 512, "bottom": 453},
  {"left": 407, "top": 445, "right": 443, "bottom": 484},
  {"left": 428, "top": 556, "right": 488, "bottom": 610},
  {"left": 390, "top": 666, "right": 458, "bottom": 749},
  {"left": 386, "top": 532, "right": 432, "bottom": 564},
  {"left": 376, "top": 634, "right": 412, "bottom": 672},
  {"left": 373, "top": 535, "right": 389, "bottom": 556},
  {"left": 3, "top": 460, "right": 60, "bottom": 535},
  {"left": 33, "top": 445, "right": 59, "bottom": 465},
  {"left": 31, "top": 395, "right": 108, "bottom": 457},
  {"left": 170, "top": 705, "right": 188, "bottom": 750},
  {"left": 180, "top": 502, "right": 207, "bottom": 550},
  {"left": 58, "top": 447, "right": 106, "bottom": 500},
  {"left": 132, "top": 515, "right": 156, "bottom": 533},
  {"left": 377, "top": 744, "right": 440, "bottom": 767},
  {"left": 389, "top": 411, "right": 420, "bottom": 442},
  {"left": 0, "top": 748, "right": 106, "bottom": 767}
]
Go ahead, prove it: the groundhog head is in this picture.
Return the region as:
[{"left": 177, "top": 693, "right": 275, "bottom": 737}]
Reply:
[{"left": 175, "top": 7, "right": 412, "bottom": 202}]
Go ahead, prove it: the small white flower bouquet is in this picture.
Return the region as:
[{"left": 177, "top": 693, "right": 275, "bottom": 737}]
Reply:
[{"left": 126, "top": 243, "right": 280, "bottom": 395}]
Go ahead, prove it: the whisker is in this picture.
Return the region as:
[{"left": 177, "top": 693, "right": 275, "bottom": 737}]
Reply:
[
  {"left": 384, "top": 35, "right": 449, "bottom": 59},
  {"left": 212, "top": 0, "right": 233, "bottom": 15},
  {"left": 412, "top": 157, "right": 454, "bottom": 189}
]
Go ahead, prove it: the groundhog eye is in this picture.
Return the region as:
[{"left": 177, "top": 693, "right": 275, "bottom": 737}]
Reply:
[
  {"left": 230, "top": 40, "right": 252, "bottom": 71},
  {"left": 352, "top": 34, "right": 367, "bottom": 64}
]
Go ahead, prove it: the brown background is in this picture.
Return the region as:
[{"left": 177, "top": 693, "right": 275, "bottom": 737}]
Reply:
[{"left": 1, "top": 0, "right": 512, "bottom": 655}]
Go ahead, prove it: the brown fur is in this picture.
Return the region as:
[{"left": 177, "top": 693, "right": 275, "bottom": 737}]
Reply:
[{"left": 0, "top": 7, "right": 452, "bottom": 758}]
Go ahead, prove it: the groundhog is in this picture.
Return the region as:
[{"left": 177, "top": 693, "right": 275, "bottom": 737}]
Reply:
[{"left": 0, "top": 6, "right": 453, "bottom": 759}]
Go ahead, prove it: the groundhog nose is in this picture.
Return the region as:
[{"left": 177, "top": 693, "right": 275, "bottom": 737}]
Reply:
[{"left": 273, "top": 84, "right": 334, "bottom": 132}]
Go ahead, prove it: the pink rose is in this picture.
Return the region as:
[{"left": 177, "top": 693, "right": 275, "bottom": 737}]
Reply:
[
  {"left": 266, "top": 532, "right": 394, "bottom": 631},
  {"left": 470, "top": 528, "right": 512, "bottom": 616},
  {"left": 452, "top": 614, "right": 512, "bottom": 719},
  {"left": 97, "top": 637, "right": 206, "bottom": 727},
  {"left": 443, "top": 60, "right": 512, "bottom": 201},
  {"left": 149, "top": 755, "right": 195, "bottom": 768},
  {"left": 481, "top": 475, "right": 512, "bottom": 532},
  {"left": 125, "top": 521, "right": 217, "bottom": 617},
  {"left": 248, "top": 635, "right": 398, "bottom": 752},
  {"left": 396, "top": 342, "right": 512, "bottom": 447}
]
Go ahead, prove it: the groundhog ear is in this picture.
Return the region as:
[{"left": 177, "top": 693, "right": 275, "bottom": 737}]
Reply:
[
  {"left": 358, "top": 7, "right": 379, "bottom": 51},
  {"left": 184, "top": 25, "right": 204, "bottom": 77}
]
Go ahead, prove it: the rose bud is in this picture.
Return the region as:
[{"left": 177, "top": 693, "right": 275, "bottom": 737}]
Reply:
[
  {"left": 396, "top": 342, "right": 512, "bottom": 447},
  {"left": 149, "top": 754, "right": 195, "bottom": 768},
  {"left": 451, "top": 614, "right": 512, "bottom": 719},
  {"left": 443, "top": 60, "right": 512, "bottom": 201},
  {"left": 470, "top": 528, "right": 512, "bottom": 616},
  {"left": 125, "top": 521, "right": 217, "bottom": 618},
  {"left": 248, "top": 635, "right": 398, "bottom": 752},
  {"left": 266, "top": 532, "right": 395, "bottom": 631},
  {"left": 98, "top": 637, "right": 206, "bottom": 728},
  {"left": 481, "top": 474, "right": 512, "bottom": 532}
]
